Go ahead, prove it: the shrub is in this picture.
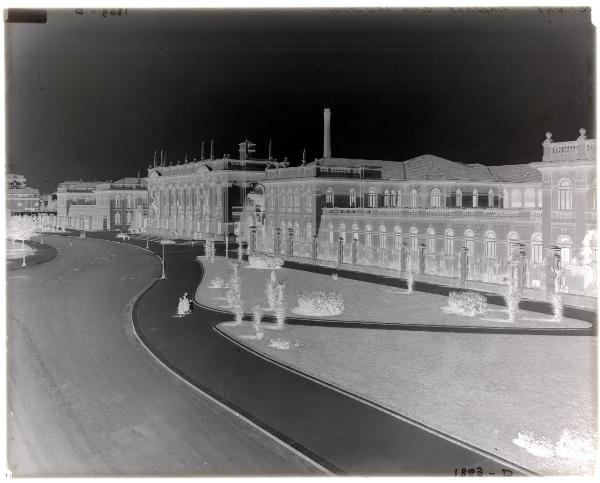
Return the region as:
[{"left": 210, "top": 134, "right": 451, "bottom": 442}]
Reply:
[
  {"left": 248, "top": 253, "right": 284, "bottom": 269},
  {"left": 447, "top": 290, "right": 487, "bottom": 316},
  {"left": 209, "top": 277, "right": 224, "bottom": 288},
  {"left": 233, "top": 304, "right": 244, "bottom": 325},
  {"left": 298, "top": 290, "right": 344, "bottom": 316}
]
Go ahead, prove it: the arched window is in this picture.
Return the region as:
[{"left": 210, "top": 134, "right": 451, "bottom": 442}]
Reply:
[
  {"left": 455, "top": 188, "right": 462, "bottom": 207},
  {"left": 430, "top": 188, "right": 441, "bottom": 208},
  {"left": 531, "top": 233, "right": 543, "bottom": 264},
  {"left": 410, "top": 226, "right": 419, "bottom": 251},
  {"left": 294, "top": 190, "right": 300, "bottom": 210},
  {"left": 339, "top": 223, "right": 346, "bottom": 243},
  {"left": 394, "top": 226, "right": 402, "bottom": 250},
  {"left": 328, "top": 222, "right": 334, "bottom": 244},
  {"left": 487, "top": 189, "right": 494, "bottom": 208},
  {"left": 126, "top": 196, "right": 132, "bottom": 208},
  {"left": 557, "top": 178, "right": 573, "bottom": 211},
  {"left": 287, "top": 189, "right": 293, "bottom": 211},
  {"left": 368, "top": 187, "right": 377, "bottom": 208},
  {"left": 325, "top": 187, "right": 334, "bottom": 206},
  {"left": 390, "top": 190, "right": 397, "bottom": 207},
  {"left": 558, "top": 235, "right": 572, "bottom": 264},
  {"left": 464, "top": 229, "right": 475, "bottom": 254},
  {"left": 294, "top": 221, "right": 300, "bottom": 241},
  {"left": 410, "top": 188, "right": 418, "bottom": 208},
  {"left": 270, "top": 190, "right": 275, "bottom": 210},
  {"left": 472, "top": 189, "right": 479, "bottom": 208},
  {"left": 592, "top": 186, "right": 597, "bottom": 211},
  {"left": 524, "top": 188, "right": 536, "bottom": 208},
  {"left": 383, "top": 190, "right": 390, "bottom": 207},
  {"left": 306, "top": 188, "right": 312, "bottom": 210},
  {"left": 537, "top": 189, "right": 543, "bottom": 208},
  {"left": 306, "top": 222, "right": 312, "bottom": 240},
  {"left": 445, "top": 228, "right": 454, "bottom": 255},
  {"left": 349, "top": 187, "right": 357, "bottom": 207},
  {"left": 379, "top": 225, "right": 387, "bottom": 249},
  {"left": 426, "top": 227, "right": 436, "bottom": 253},
  {"left": 353, "top": 224, "right": 359, "bottom": 241},
  {"left": 508, "top": 231, "right": 520, "bottom": 258},
  {"left": 281, "top": 190, "right": 287, "bottom": 209},
  {"left": 485, "top": 231, "right": 496, "bottom": 259},
  {"left": 365, "top": 225, "right": 373, "bottom": 247},
  {"left": 115, "top": 195, "right": 121, "bottom": 207},
  {"left": 511, "top": 188, "right": 522, "bottom": 208},
  {"left": 126, "top": 212, "right": 132, "bottom": 224},
  {"left": 115, "top": 212, "right": 121, "bottom": 225}
]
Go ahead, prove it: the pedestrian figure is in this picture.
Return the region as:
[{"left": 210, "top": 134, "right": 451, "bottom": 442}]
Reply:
[
  {"left": 69, "top": 239, "right": 73, "bottom": 247},
  {"left": 188, "top": 297, "right": 194, "bottom": 313}
]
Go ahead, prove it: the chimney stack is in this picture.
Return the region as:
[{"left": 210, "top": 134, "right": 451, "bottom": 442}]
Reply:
[{"left": 323, "top": 108, "right": 331, "bottom": 158}]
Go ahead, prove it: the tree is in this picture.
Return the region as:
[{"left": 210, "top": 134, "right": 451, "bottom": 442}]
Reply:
[{"left": 7, "top": 215, "right": 40, "bottom": 267}]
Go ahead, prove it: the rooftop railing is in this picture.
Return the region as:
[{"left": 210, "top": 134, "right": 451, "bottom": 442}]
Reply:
[
  {"left": 542, "top": 131, "right": 596, "bottom": 162},
  {"left": 323, "top": 206, "right": 544, "bottom": 220}
]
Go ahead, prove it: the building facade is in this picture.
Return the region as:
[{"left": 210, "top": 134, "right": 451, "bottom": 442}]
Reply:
[
  {"left": 6, "top": 174, "right": 42, "bottom": 214},
  {"left": 146, "top": 143, "right": 271, "bottom": 240},
  {"left": 56, "top": 178, "right": 148, "bottom": 232},
  {"left": 255, "top": 111, "right": 596, "bottom": 299}
]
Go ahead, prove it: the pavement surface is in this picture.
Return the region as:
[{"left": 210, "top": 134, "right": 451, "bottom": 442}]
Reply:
[
  {"left": 107, "top": 235, "right": 531, "bottom": 476},
  {"left": 6, "top": 235, "right": 321, "bottom": 476}
]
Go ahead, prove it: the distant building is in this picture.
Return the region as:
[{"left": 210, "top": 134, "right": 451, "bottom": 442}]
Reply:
[
  {"left": 56, "top": 177, "right": 148, "bottom": 232},
  {"left": 6, "top": 174, "right": 42, "bottom": 214}
]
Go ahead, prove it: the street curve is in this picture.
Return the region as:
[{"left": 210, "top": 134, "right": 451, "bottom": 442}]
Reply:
[{"left": 6, "top": 235, "right": 322, "bottom": 476}]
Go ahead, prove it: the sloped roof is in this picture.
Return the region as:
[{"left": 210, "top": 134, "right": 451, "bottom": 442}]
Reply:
[
  {"left": 403, "top": 155, "right": 498, "bottom": 181},
  {"left": 114, "top": 177, "right": 147, "bottom": 186},
  {"left": 488, "top": 164, "right": 542, "bottom": 183},
  {"left": 318, "top": 155, "right": 540, "bottom": 184}
]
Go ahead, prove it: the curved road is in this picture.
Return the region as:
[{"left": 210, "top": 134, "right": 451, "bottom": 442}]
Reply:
[{"left": 6, "top": 235, "right": 321, "bottom": 476}]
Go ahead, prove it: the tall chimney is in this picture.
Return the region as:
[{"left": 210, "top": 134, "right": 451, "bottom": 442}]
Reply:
[{"left": 323, "top": 108, "right": 331, "bottom": 158}]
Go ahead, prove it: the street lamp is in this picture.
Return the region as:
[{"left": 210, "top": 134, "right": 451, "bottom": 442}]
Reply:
[{"left": 159, "top": 239, "right": 176, "bottom": 279}]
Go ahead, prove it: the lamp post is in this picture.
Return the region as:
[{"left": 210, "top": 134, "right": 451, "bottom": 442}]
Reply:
[{"left": 161, "top": 242, "right": 166, "bottom": 279}]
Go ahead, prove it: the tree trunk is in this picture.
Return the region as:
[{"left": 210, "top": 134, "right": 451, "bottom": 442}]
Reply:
[{"left": 21, "top": 239, "right": 26, "bottom": 267}]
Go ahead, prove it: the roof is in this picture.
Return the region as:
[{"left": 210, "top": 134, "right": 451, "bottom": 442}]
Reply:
[
  {"left": 319, "top": 155, "right": 540, "bottom": 184},
  {"left": 7, "top": 187, "right": 39, "bottom": 195},
  {"left": 488, "top": 164, "right": 542, "bottom": 183},
  {"left": 113, "top": 177, "right": 147, "bottom": 186},
  {"left": 319, "top": 157, "right": 407, "bottom": 179}
]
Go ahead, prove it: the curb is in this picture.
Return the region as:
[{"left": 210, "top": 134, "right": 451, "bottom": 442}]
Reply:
[{"left": 114, "top": 238, "right": 333, "bottom": 475}]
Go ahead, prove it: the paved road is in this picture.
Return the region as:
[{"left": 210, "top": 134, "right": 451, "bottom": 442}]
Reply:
[
  {"left": 6, "top": 235, "right": 321, "bottom": 476},
  {"left": 103, "top": 235, "right": 531, "bottom": 476}
]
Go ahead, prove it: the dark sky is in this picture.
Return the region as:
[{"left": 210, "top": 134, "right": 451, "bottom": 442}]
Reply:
[{"left": 5, "top": 7, "right": 595, "bottom": 194}]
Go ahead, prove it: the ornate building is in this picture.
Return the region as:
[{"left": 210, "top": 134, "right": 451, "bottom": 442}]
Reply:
[
  {"left": 145, "top": 141, "right": 272, "bottom": 240},
  {"left": 256, "top": 110, "right": 596, "bottom": 299}
]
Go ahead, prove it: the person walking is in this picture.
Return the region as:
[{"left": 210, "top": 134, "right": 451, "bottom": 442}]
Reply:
[{"left": 69, "top": 238, "right": 73, "bottom": 248}]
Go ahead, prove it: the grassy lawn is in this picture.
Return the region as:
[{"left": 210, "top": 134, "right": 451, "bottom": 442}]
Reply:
[
  {"left": 196, "top": 256, "right": 591, "bottom": 330},
  {"left": 218, "top": 322, "right": 597, "bottom": 475},
  {"left": 197, "top": 257, "right": 597, "bottom": 474}
]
